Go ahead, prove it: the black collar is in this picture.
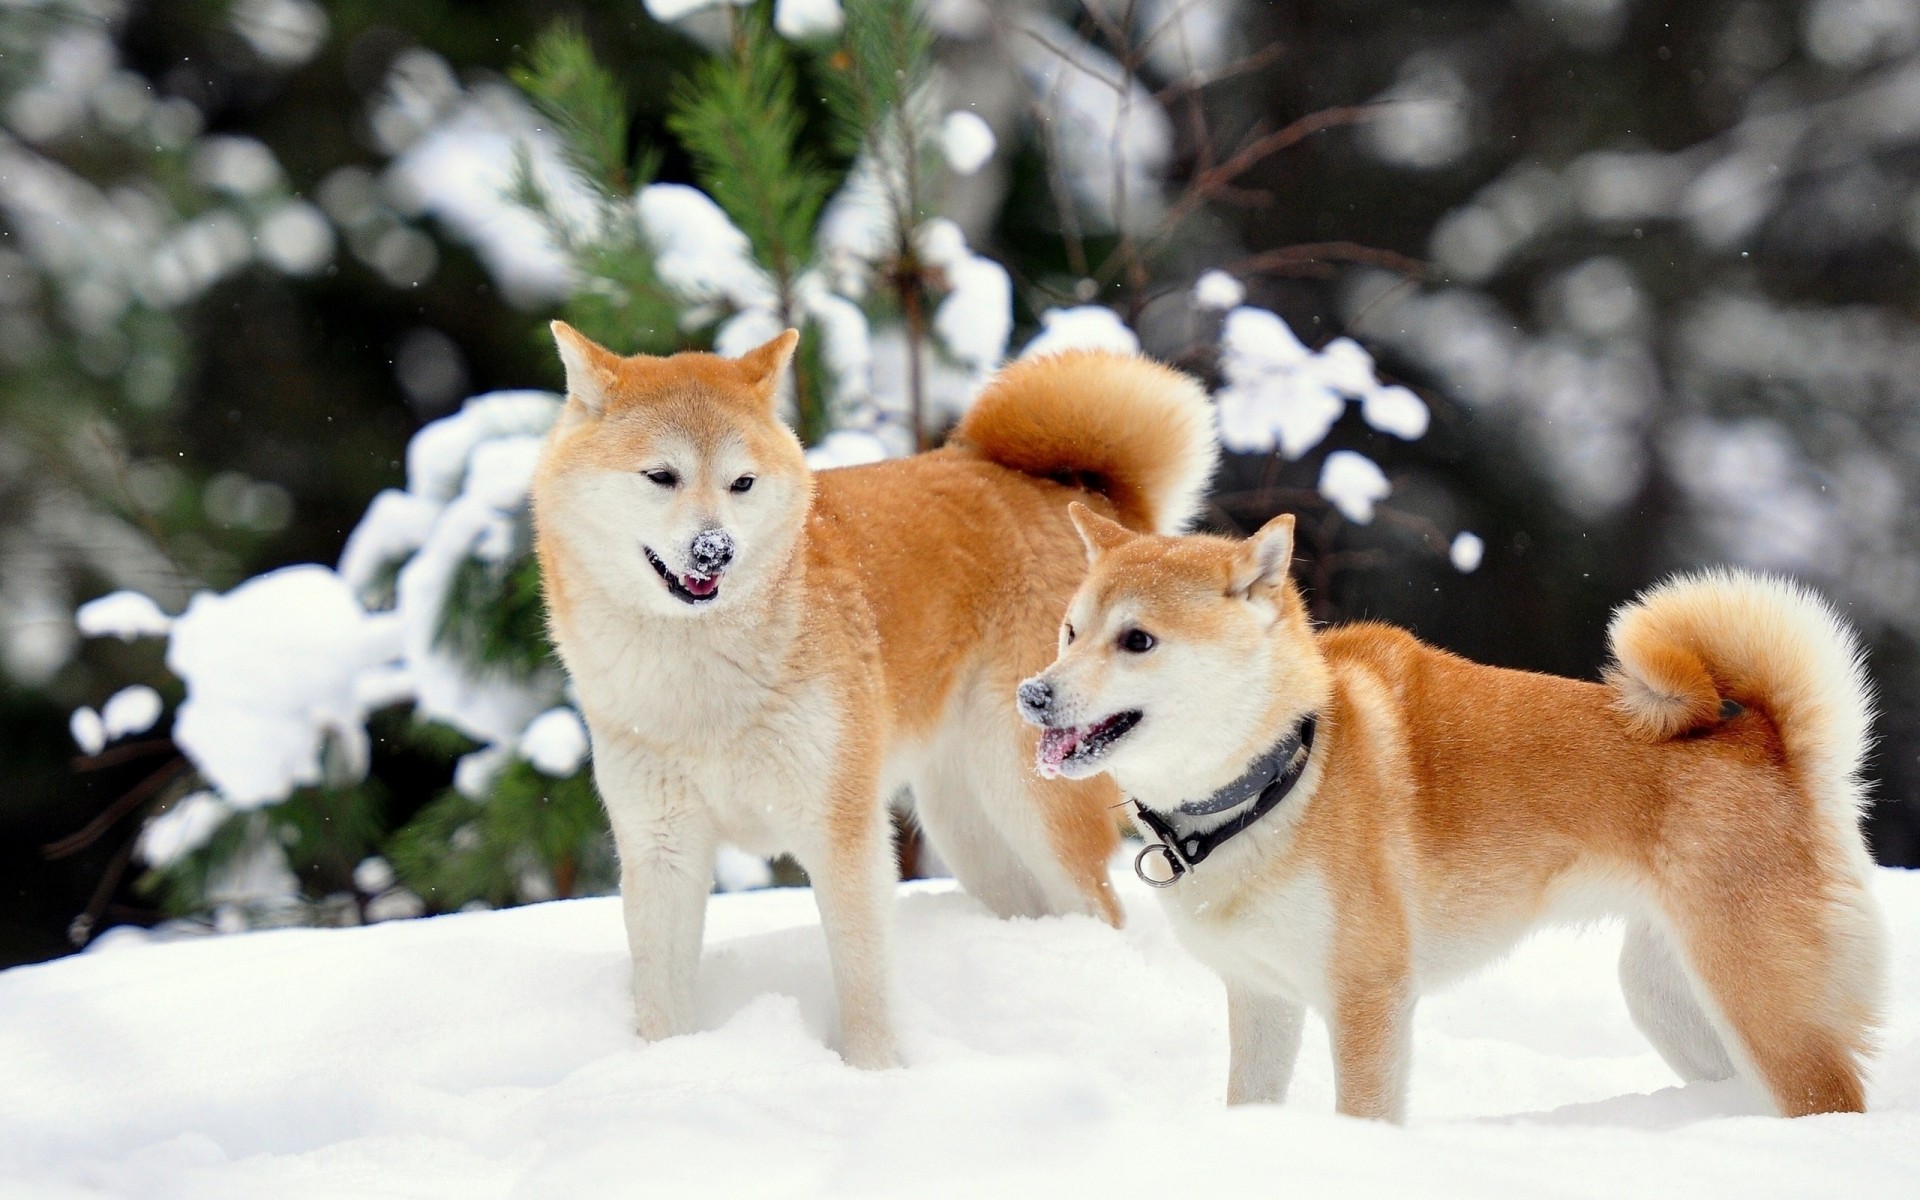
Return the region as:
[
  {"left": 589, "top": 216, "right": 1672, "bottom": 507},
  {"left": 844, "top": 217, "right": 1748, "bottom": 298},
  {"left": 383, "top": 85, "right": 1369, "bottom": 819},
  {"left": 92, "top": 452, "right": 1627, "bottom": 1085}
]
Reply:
[{"left": 1131, "top": 715, "right": 1318, "bottom": 888}]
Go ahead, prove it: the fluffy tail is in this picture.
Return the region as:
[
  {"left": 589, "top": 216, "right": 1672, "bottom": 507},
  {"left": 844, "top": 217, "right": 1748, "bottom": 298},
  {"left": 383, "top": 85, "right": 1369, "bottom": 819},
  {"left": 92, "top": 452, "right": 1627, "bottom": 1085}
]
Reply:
[
  {"left": 1605, "top": 569, "right": 1875, "bottom": 824},
  {"left": 952, "top": 350, "right": 1218, "bottom": 534}
]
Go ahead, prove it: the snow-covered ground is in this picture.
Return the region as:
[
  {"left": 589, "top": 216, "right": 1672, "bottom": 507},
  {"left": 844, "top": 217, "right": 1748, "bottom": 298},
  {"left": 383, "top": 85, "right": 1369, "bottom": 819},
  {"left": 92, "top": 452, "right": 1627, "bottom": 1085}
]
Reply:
[{"left": 5, "top": 865, "right": 1919, "bottom": 1199}]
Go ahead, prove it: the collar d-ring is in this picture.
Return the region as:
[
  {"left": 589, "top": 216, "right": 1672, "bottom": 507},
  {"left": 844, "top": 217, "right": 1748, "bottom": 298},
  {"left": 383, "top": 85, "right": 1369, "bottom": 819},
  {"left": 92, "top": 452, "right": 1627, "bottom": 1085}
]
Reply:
[{"left": 1134, "top": 841, "right": 1186, "bottom": 888}]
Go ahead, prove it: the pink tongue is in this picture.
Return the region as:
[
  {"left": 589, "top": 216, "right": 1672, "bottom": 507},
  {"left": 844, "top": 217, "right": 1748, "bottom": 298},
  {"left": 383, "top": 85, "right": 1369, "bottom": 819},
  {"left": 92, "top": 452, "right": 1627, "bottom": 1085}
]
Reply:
[
  {"left": 1038, "top": 726, "right": 1081, "bottom": 767},
  {"left": 680, "top": 573, "right": 718, "bottom": 597}
]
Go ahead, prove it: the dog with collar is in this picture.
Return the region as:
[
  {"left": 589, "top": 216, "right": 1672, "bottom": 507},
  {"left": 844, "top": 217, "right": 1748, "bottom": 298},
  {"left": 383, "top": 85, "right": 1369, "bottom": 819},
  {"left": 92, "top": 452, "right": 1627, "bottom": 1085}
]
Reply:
[{"left": 1019, "top": 504, "right": 1887, "bottom": 1119}]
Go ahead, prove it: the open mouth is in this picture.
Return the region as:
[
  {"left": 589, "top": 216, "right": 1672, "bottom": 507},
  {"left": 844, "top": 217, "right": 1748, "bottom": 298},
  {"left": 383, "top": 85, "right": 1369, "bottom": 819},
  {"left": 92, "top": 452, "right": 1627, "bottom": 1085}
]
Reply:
[
  {"left": 1036, "top": 710, "right": 1142, "bottom": 777},
  {"left": 644, "top": 546, "right": 722, "bottom": 606}
]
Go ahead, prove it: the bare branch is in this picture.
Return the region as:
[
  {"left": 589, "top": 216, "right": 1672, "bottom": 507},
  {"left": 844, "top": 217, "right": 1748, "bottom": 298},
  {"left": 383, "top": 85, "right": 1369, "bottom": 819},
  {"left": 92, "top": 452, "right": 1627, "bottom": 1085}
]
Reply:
[
  {"left": 1152, "top": 41, "right": 1285, "bottom": 104},
  {"left": 73, "top": 737, "right": 178, "bottom": 773},
  {"left": 1234, "top": 241, "right": 1427, "bottom": 280},
  {"left": 44, "top": 757, "right": 191, "bottom": 860}
]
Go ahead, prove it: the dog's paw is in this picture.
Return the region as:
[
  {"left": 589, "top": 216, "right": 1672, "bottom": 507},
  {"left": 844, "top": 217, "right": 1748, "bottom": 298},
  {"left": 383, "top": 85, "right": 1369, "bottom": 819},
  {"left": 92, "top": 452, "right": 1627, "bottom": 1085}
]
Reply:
[
  {"left": 630, "top": 1007, "right": 683, "bottom": 1044},
  {"left": 841, "top": 1036, "right": 902, "bottom": 1071}
]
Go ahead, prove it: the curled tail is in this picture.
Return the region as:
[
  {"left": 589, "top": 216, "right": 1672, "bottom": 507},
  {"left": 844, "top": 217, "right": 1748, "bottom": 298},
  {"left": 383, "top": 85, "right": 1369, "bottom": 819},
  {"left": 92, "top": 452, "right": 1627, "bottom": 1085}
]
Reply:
[
  {"left": 1605, "top": 569, "right": 1875, "bottom": 824},
  {"left": 952, "top": 350, "right": 1218, "bottom": 534}
]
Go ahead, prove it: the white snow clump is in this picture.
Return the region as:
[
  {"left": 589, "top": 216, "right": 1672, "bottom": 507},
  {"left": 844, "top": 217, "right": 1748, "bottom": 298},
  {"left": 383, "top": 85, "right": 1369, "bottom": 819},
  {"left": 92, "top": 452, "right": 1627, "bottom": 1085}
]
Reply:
[
  {"left": 1318, "top": 450, "right": 1391, "bottom": 524},
  {"left": 138, "top": 792, "right": 231, "bottom": 869},
  {"left": 774, "top": 0, "right": 844, "bottom": 40},
  {"left": 101, "top": 685, "right": 164, "bottom": 740},
  {"left": 1020, "top": 306, "right": 1141, "bottom": 359},
  {"left": 166, "top": 565, "right": 403, "bottom": 809},
  {"left": 1216, "top": 308, "right": 1345, "bottom": 458},
  {"left": 715, "top": 844, "right": 776, "bottom": 892},
  {"left": 1362, "top": 384, "right": 1431, "bottom": 439},
  {"left": 1450, "top": 531, "right": 1485, "bottom": 573},
  {"left": 918, "top": 219, "right": 1014, "bottom": 375},
  {"left": 353, "top": 855, "right": 396, "bottom": 894},
  {"left": 385, "top": 85, "right": 588, "bottom": 306},
  {"left": 69, "top": 707, "right": 106, "bottom": 756},
  {"left": 939, "top": 111, "right": 996, "bottom": 176},
  {"left": 75, "top": 591, "right": 173, "bottom": 640},
  {"left": 638, "top": 184, "right": 779, "bottom": 315},
  {"left": 643, "top": 0, "right": 742, "bottom": 23},
  {"left": 1215, "top": 307, "right": 1428, "bottom": 458},
  {"left": 521, "top": 707, "right": 590, "bottom": 777},
  {"left": 1193, "top": 269, "right": 1245, "bottom": 310},
  {"left": 805, "top": 430, "right": 892, "bottom": 470}
]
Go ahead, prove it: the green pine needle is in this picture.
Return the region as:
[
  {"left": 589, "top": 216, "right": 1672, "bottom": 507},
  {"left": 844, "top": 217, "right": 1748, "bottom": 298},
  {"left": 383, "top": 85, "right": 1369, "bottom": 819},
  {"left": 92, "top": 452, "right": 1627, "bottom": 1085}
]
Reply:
[
  {"left": 511, "top": 22, "right": 634, "bottom": 196},
  {"left": 668, "top": 13, "right": 835, "bottom": 284},
  {"left": 389, "top": 762, "right": 616, "bottom": 911},
  {"left": 508, "top": 22, "right": 682, "bottom": 355},
  {"left": 434, "top": 552, "right": 555, "bottom": 681},
  {"left": 818, "top": 0, "right": 934, "bottom": 162}
]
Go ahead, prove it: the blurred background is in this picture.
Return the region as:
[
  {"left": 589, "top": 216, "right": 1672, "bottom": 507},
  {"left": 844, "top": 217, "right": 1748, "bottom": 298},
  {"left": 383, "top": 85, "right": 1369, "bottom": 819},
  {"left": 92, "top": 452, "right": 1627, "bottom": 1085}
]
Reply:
[{"left": 4, "top": 0, "right": 1917, "bottom": 969}]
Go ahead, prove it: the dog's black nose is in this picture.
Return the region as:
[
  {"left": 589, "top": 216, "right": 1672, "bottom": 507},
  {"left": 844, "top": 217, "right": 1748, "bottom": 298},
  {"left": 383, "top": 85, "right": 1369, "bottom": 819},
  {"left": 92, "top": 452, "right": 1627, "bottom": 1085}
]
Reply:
[
  {"left": 689, "top": 528, "right": 734, "bottom": 575},
  {"left": 1017, "top": 679, "right": 1053, "bottom": 718}
]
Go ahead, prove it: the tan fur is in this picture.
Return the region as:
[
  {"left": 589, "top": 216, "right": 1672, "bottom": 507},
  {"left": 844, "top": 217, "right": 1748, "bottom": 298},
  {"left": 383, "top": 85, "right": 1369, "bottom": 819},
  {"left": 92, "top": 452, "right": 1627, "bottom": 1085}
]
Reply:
[
  {"left": 531, "top": 327, "right": 1218, "bottom": 1065},
  {"left": 1026, "top": 512, "right": 1887, "bottom": 1119}
]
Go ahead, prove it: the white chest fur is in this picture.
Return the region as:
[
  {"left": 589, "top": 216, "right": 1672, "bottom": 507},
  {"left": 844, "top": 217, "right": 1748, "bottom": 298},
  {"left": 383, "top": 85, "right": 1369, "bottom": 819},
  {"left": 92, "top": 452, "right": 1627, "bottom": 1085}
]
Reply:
[
  {"left": 557, "top": 594, "right": 843, "bottom": 856},
  {"left": 1159, "top": 860, "right": 1336, "bottom": 1011}
]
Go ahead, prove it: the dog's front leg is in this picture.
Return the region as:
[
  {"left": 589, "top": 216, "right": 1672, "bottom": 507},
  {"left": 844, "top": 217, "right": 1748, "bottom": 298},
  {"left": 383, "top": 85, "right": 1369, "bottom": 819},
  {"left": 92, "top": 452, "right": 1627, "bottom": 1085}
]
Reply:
[
  {"left": 1226, "top": 985, "right": 1305, "bottom": 1105},
  {"left": 600, "top": 749, "right": 717, "bottom": 1042},
  {"left": 799, "top": 776, "right": 901, "bottom": 1070},
  {"left": 1329, "top": 974, "right": 1415, "bottom": 1122},
  {"left": 619, "top": 836, "right": 716, "bottom": 1041}
]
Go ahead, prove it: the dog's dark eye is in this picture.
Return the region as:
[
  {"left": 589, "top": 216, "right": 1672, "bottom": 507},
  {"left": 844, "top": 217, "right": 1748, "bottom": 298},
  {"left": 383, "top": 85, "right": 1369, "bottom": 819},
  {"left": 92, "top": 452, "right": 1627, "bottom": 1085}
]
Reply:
[
  {"left": 730, "top": 475, "right": 755, "bottom": 494},
  {"left": 1063, "top": 623, "right": 1076, "bottom": 644},
  {"left": 1119, "top": 628, "right": 1156, "bottom": 654},
  {"left": 644, "top": 469, "right": 678, "bottom": 488}
]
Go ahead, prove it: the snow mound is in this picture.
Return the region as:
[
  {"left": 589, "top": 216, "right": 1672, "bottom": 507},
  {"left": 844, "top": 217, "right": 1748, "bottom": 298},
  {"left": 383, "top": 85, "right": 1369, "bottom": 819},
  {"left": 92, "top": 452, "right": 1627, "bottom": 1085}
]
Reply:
[{"left": 4, "top": 868, "right": 1917, "bottom": 1199}]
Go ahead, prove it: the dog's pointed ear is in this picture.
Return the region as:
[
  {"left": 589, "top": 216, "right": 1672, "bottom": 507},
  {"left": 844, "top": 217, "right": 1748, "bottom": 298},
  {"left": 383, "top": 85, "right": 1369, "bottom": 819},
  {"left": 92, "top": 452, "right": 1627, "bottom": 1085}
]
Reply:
[
  {"left": 1068, "top": 501, "right": 1134, "bottom": 563},
  {"left": 735, "top": 328, "right": 800, "bottom": 397},
  {"left": 1231, "top": 513, "right": 1296, "bottom": 596},
  {"left": 551, "top": 321, "right": 619, "bottom": 415}
]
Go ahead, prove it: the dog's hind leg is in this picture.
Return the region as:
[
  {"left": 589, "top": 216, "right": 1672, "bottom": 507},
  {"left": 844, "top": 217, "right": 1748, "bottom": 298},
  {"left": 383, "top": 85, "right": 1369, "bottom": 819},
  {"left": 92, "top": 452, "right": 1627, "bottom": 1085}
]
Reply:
[
  {"left": 1658, "top": 859, "right": 1873, "bottom": 1115},
  {"left": 1227, "top": 985, "right": 1306, "bottom": 1105},
  {"left": 1022, "top": 770, "right": 1124, "bottom": 926},
  {"left": 978, "top": 682, "right": 1123, "bottom": 925},
  {"left": 910, "top": 755, "right": 1054, "bottom": 920},
  {"left": 1619, "top": 917, "right": 1736, "bottom": 1083},
  {"left": 926, "top": 728, "right": 1122, "bottom": 925}
]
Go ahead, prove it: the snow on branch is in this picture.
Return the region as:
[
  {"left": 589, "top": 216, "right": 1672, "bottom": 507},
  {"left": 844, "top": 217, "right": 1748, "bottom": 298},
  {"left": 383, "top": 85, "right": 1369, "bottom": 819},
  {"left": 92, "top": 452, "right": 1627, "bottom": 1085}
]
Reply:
[{"left": 1215, "top": 306, "right": 1428, "bottom": 459}]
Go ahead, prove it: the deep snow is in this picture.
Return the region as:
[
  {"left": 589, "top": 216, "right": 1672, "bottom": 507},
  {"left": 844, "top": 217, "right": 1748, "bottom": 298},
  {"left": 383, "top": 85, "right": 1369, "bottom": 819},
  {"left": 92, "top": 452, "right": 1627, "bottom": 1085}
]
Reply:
[{"left": 5, "top": 866, "right": 1919, "bottom": 1199}]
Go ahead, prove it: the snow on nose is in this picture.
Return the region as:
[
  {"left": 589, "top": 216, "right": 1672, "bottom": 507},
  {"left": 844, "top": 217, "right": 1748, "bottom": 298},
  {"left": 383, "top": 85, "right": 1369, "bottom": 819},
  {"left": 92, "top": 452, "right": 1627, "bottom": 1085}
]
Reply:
[
  {"left": 1018, "top": 678, "right": 1054, "bottom": 720},
  {"left": 689, "top": 528, "right": 734, "bottom": 576}
]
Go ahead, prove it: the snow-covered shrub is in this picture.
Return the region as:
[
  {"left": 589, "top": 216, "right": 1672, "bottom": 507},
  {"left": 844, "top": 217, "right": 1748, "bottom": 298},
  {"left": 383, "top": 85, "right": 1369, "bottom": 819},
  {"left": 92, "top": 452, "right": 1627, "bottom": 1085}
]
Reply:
[{"left": 73, "top": 391, "right": 592, "bottom": 925}]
